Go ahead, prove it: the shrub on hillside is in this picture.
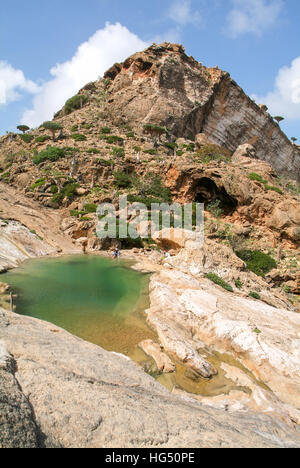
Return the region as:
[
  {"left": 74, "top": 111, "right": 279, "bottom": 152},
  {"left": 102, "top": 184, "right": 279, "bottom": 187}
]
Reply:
[
  {"left": 100, "top": 127, "right": 111, "bottom": 134},
  {"left": 111, "top": 146, "right": 125, "bottom": 158},
  {"left": 236, "top": 250, "right": 277, "bottom": 277},
  {"left": 64, "top": 94, "right": 88, "bottom": 114},
  {"left": 205, "top": 273, "right": 233, "bottom": 292},
  {"left": 35, "top": 135, "right": 50, "bottom": 143},
  {"left": 33, "top": 146, "right": 74, "bottom": 165},
  {"left": 197, "top": 144, "right": 231, "bottom": 163},
  {"left": 113, "top": 171, "right": 135, "bottom": 189},
  {"left": 71, "top": 133, "right": 87, "bottom": 142},
  {"left": 19, "top": 134, "right": 34, "bottom": 144},
  {"left": 248, "top": 173, "right": 283, "bottom": 195}
]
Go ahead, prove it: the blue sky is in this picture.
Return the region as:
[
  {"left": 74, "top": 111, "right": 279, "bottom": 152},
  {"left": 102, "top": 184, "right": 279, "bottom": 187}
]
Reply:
[{"left": 0, "top": 0, "right": 299, "bottom": 140}]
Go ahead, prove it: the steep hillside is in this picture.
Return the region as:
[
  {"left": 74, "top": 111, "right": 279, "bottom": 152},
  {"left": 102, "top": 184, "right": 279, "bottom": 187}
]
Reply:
[{"left": 0, "top": 42, "right": 300, "bottom": 447}]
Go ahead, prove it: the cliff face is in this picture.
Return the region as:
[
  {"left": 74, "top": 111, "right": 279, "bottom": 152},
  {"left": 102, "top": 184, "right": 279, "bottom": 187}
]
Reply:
[{"left": 104, "top": 43, "right": 299, "bottom": 179}]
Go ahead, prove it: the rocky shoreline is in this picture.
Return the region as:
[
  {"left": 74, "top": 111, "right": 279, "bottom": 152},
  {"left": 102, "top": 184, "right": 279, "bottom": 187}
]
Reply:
[
  {"left": 1, "top": 233, "right": 300, "bottom": 426},
  {"left": 1, "top": 306, "right": 300, "bottom": 448}
]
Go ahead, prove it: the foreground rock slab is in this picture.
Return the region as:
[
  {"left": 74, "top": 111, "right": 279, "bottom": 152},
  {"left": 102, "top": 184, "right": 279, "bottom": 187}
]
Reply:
[
  {"left": 0, "top": 308, "right": 300, "bottom": 448},
  {"left": 138, "top": 340, "right": 175, "bottom": 373}
]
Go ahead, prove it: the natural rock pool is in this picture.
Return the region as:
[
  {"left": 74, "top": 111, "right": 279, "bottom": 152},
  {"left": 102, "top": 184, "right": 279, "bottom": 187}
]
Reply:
[
  {"left": 1, "top": 255, "right": 156, "bottom": 360},
  {"left": 1, "top": 255, "right": 264, "bottom": 398}
]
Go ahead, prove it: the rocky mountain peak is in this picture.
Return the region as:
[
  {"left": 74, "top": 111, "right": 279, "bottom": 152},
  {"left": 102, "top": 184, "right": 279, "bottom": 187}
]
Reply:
[{"left": 100, "top": 42, "right": 299, "bottom": 179}]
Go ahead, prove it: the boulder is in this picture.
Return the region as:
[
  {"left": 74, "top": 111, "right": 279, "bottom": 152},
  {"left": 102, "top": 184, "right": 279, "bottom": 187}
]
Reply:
[
  {"left": 2, "top": 308, "right": 299, "bottom": 447},
  {"left": 232, "top": 143, "right": 256, "bottom": 162},
  {"left": 195, "top": 133, "right": 214, "bottom": 149},
  {"left": 138, "top": 340, "right": 175, "bottom": 373}
]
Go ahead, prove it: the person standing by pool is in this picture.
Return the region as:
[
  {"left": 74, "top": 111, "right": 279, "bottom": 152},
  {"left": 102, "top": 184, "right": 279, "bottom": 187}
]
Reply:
[{"left": 113, "top": 248, "right": 121, "bottom": 259}]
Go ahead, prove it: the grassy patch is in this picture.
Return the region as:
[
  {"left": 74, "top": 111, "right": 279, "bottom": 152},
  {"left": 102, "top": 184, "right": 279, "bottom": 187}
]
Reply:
[
  {"left": 205, "top": 273, "right": 234, "bottom": 292},
  {"left": 248, "top": 173, "right": 283, "bottom": 195}
]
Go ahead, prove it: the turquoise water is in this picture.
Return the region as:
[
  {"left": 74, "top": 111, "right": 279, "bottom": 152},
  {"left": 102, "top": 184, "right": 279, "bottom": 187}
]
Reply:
[
  {"left": 1, "top": 255, "right": 155, "bottom": 359},
  {"left": 1, "top": 255, "right": 263, "bottom": 397}
]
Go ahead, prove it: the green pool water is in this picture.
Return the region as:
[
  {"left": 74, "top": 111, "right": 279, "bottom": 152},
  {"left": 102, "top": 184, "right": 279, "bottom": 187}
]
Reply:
[
  {"left": 1, "top": 254, "right": 266, "bottom": 398},
  {"left": 1, "top": 255, "right": 156, "bottom": 360}
]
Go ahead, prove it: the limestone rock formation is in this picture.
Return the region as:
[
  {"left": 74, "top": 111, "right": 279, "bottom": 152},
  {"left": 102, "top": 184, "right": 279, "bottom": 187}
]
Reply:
[
  {"left": 103, "top": 42, "right": 299, "bottom": 179},
  {"left": 1, "top": 308, "right": 300, "bottom": 448},
  {"left": 0, "top": 182, "right": 79, "bottom": 271},
  {"left": 144, "top": 259, "right": 300, "bottom": 413},
  {"left": 0, "top": 341, "right": 39, "bottom": 448},
  {"left": 164, "top": 157, "right": 300, "bottom": 245},
  {"left": 138, "top": 339, "right": 175, "bottom": 373}
]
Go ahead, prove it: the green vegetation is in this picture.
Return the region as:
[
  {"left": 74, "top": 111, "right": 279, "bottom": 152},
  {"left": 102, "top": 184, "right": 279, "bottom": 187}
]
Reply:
[
  {"left": 182, "top": 143, "right": 195, "bottom": 152},
  {"left": 207, "top": 199, "right": 223, "bottom": 218},
  {"left": 86, "top": 148, "right": 101, "bottom": 154},
  {"left": 264, "top": 185, "right": 283, "bottom": 195},
  {"left": 143, "top": 149, "right": 156, "bottom": 155},
  {"left": 35, "top": 135, "right": 50, "bottom": 143},
  {"left": 143, "top": 124, "right": 168, "bottom": 136},
  {"left": 111, "top": 146, "right": 125, "bottom": 158},
  {"left": 99, "top": 134, "right": 124, "bottom": 145},
  {"left": 248, "top": 173, "right": 283, "bottom": 195},
  {"left": 0, "top": 170, "right": 10, "bottom": 181},
  {"left": 236, "top": 250, "right": 277, "bottom": 277},
  {"left": 42, "top": 121, "right": 62, "bottom": 141},
  {"left": 100, "top": 127, "right": 111, "bottom": 134},
  {"left": 164, "top": 142, "right": 177, "bottom": 151},
  {"left": 29, "top": 178, "right": 46, "bottom": 191},
  {"left": 253, "top": 326, "right": 262, "bottom": 333},
  {"left": 33, "top": 146, "right": 75, "bottom": 165},
  {"left": 64, "top": 94, "right": 88, "bottom": 114},
  {"left": 127, "top": 174, "right": 172, "bottom": 209},
  {"left": 274, "top": 116, "right": 284, "bottom": 124},
  {"left": 17, "top": 125, "right": 30, "bottom": 134},
  {"left": 19, "top": 134, "right": 34, "bottom": 144},
  {"left": 51, "top": 182, "right": 79, "bottom": 205},
  {"left": 235, "top": 279, "right": 243, "bottom": 289},
  {"left": 84, "top": 203, "right": 97, "bottom": 213},
  {"left": 70, "top": 125, "right": 78, "bottom": 132},
  {"left": 95, "top": 158, "right": 114, "bottom": 166},
  {"left": 113, "top": 171, "right": 135, "bottom": 189},
  {"left": 205, "top": 273, "right": 234, "bottom": 292},
  {"left": 71, "top": 133, "right": 87, "bottom": 142},
  {"left": 284, "top": 181, "right": 300, "bottom": 196},
  {"left": 197, "top": 144, "right": 231, "bottom": 164},
  {"left": 250, "top": 292, "right": 261, "bottom": 301},
  {"left": 248, "top": 173, "right": 266, "bottom": 183}
]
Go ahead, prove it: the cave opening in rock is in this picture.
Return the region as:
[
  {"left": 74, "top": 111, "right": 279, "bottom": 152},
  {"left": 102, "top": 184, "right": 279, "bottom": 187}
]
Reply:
[{"left": 193, "top": 177, "right": 238, "bottom": 215}]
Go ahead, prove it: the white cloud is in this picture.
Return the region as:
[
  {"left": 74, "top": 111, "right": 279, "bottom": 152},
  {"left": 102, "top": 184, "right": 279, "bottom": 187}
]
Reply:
[
  {"left": 167, "top": 0, "right": 202, "bottom": 26},
  {"left": 0, "top": 61, "right": 39, "bottom": 106},
  {"left": 21, "top": 23, "right": 149, "bottom": 128},
  {"left": 253, "top": 57, "right": 300, "bottom": 120},
  {"left": 226, "top": 0, "right": 283, "bottom": 37}
]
